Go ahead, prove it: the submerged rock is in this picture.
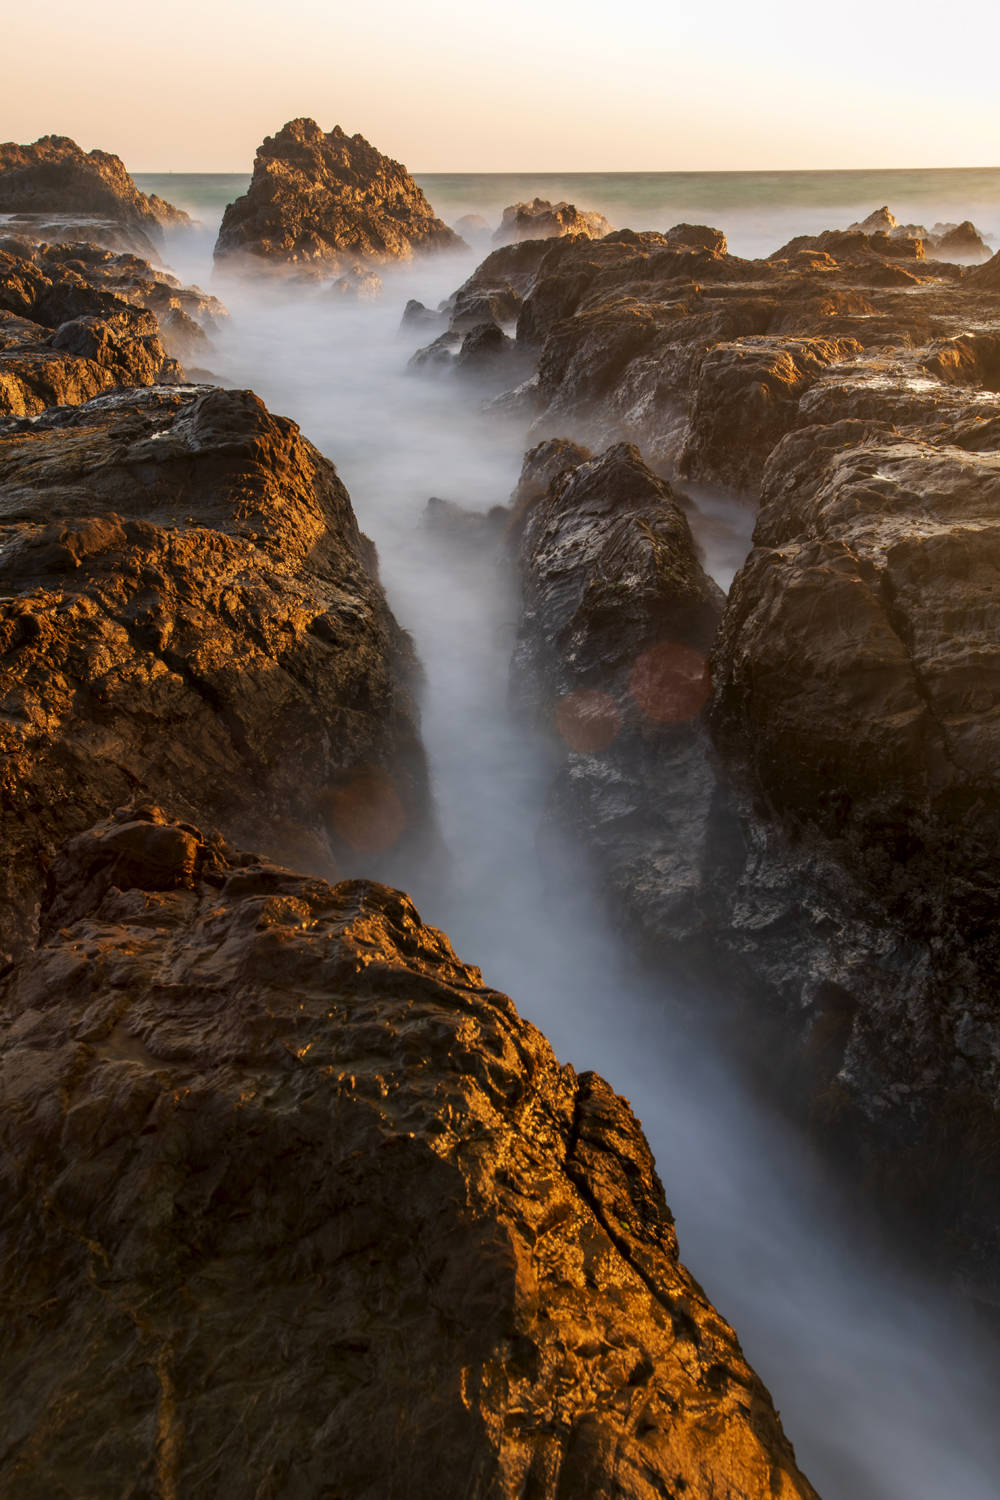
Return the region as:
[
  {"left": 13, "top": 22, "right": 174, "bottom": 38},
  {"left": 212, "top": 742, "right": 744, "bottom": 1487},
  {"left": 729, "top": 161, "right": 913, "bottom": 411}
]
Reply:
[
  {"left": 213, "top": 117, "right": 464, "bottom": 272},
  {"left": 0, "top": 134, "right": 190, "bottom": 257},
  {"left": 0, "top": 806, "right": 818, "bottom": 1500},
  {"left": 494, "top": 198, "right": 613, "bottom": 245},
  {"left": 0, "top": 385, "right": 430, "bottom": 959}
]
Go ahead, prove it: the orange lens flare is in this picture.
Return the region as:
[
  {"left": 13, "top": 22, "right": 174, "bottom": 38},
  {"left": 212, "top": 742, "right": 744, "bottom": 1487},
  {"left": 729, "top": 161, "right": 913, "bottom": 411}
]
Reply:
[
  {"left": 629, "top": 642, "right": 711, "bottom": 724},
  {"left": 554, "top": 689, "right": 622, "bottom": 752},
  {"left": 325, "top": 768, "right": 407, "bottom": 854}
]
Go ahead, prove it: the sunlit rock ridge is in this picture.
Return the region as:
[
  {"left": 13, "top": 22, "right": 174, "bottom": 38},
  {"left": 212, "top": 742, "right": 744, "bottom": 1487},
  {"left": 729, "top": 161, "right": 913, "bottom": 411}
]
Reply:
[{"left": 213, "top": 117, "right": 464, "bottom": 273}]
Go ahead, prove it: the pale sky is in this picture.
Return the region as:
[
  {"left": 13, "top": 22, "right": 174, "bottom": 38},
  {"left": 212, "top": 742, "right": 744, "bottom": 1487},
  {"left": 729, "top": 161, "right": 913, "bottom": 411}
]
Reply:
[{"left": 4, "top": 0, "right": 998, "bottom": 172}]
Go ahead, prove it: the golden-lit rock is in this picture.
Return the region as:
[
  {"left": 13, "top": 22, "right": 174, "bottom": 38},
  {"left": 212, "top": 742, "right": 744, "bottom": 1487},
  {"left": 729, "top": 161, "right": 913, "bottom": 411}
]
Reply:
[
  {"left": 214, "top": 118, "right": 464, "bottom": 273},
  {"left": 0, "top": 385, "right": 430, "bottom": 959},
  {"left": 0, "top": 806, "right": 819, "bottom": 1500}
]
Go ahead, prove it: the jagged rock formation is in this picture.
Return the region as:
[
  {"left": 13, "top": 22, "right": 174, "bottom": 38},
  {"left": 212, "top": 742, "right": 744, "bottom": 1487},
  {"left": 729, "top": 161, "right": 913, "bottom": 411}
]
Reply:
[
  {"left": 494, "top": 197, "right": 613, "bottom": 245},
  {"left": 213, "top": 118, "right": 463, "bottom": 272},
  {"left": 0, "top": 236, "right": 225, "bottom": 410},
  {"left": 847, "top": 206, "right": 991, "bottom": 261},
  {"left": 0, "top": 135, "right": 190, "bottom": 258},
  {"left": 432, "top": 215, "right": 1000, "bottom": 1291},
  {"left": 0, "top": 805, "right": 819, "bottom": 1500},
  {"left": 0, "top": 239, "right": 185, "bottom": 414},
  {"left": 0, "top": 385, "right": 430, "bottom": 960},
  {"left": 511, "top": 440, "right": 724, "bottom": 944}
]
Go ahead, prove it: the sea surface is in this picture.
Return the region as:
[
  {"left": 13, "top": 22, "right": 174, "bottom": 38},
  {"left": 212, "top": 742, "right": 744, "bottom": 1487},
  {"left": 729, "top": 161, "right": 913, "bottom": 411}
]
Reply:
[
  {"left": 136, "top": 166, "right": 1000, "bottom": 258},
  {"left": 136, "top": 168, "right": 1000, "bottom": 1500}
]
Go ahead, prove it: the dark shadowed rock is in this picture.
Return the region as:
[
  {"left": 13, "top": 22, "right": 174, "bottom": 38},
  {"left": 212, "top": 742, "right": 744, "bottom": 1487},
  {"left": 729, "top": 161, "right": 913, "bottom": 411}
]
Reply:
[
  {"left": 511, "top": 442, "right": 724, "bottom": 941},
  {"left": 0, "top": 135, "right": 190, "bottom": 257},
  {"left": 0, "top": 385, "right": 430, "bottom": 959},
  {"left": 455, "top": 320, "right": 520, "bottom": 376},
  {"left": 214, "top": 118, "right": 464, "bottom": 272},
  {"left": 0, "top": 806, "right": 818, "bottom": 1500},
  {"left": 463, "top": 206, "right": 1000, "bottom": 1289},
  {"left": 494, "top": 197, "right": 613, "bottom": 245}
]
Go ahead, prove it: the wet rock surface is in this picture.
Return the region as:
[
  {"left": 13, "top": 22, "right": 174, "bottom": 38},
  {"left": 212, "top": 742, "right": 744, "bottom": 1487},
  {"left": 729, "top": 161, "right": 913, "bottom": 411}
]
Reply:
[
  {"left": 452, "top": 212, "right": 1000, "bottom": 1292},
  {"left": 0, "top": 134, "right": 190, "bottom": 257},
  {"left": 0, "top": 806, "right": 818, "bottom": 1500},
  {"left": 214, "top": 118, "right": 463, "bottom": 272},
  {"left": 511, "top": 441, "right": 724, "bottom": 942},
  {"left": 0, "top": 385, "right": 429, "bottom": 959}
]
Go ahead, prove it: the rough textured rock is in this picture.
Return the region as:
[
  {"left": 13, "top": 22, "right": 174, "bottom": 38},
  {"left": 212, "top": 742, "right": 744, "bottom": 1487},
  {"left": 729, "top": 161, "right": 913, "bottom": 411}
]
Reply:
[
  {"left": 214, "top": 118, "right": 463, "bottom": 272},
  {"left": 0, "top": 240, "right": 187, "bottom": 416},
  {"left": 467, "top": 209, "right": 1000, "bottom": 1292},
  {"left": 0, "top": 806, "right": 818, "bottom": 1500},
  {"left": 494, "top": 197, "right": 613, "bottom": 245},
  {"left": 0, "top": 236, "right": 225, "bottom": 381},
  {"left": 511, "top": 442, "right": 724, "bottom": 941},
  {"left": 0, "top": 135, "right": 190, "bottom": 257},
  {"left": 0, "top": 385, "right": 429, "bottom": 960}
]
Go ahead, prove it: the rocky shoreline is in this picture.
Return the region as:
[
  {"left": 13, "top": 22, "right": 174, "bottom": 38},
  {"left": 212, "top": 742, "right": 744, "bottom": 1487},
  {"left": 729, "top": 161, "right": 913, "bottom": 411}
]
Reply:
[
  {"left": 3, "top": 120, "right": 1000, "bottom": 1492},
  {"left": 413, "top": 204, "right": 1000, "bottom": 1298}
]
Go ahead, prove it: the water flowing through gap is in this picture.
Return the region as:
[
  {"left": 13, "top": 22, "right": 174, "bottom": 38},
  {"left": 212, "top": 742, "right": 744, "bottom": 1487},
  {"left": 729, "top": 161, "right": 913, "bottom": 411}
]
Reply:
[{"left": 160, "top": 207, "right": 1000, "bottom": 1500}]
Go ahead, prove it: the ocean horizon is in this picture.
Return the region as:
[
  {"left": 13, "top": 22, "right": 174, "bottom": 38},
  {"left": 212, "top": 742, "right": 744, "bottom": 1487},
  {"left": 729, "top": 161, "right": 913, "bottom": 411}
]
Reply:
[{"left": 137, "top": 166, "right": 1000, "bottom": 261}]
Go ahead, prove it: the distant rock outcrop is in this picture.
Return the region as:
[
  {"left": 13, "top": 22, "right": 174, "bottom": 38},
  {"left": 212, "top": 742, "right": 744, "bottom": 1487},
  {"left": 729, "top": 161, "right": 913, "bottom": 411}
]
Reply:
[
  {"left": 494, "top": 197, "right": 613, "bottom": 245},
  {"left": 846, "top": 205, "right": 990, "bottom": 262},
  {"left": 0, "top": 385, "right": 430, "bottom": 959},
  {"left": 0, "top": 805, "right": 819, "bottom": 1500},
  {"left": 213, "top": 118, "right": 464, "bottom": 272},
  {"left": 0, "top": 135, "right": 191, "bottom": 257}
]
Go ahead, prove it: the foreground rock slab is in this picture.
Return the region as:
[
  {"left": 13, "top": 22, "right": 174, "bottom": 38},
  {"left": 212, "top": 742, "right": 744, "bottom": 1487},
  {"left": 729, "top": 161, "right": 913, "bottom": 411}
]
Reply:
[
  {"left": 214, "top": 117, "right": 463, "bottom": 273},
  {"left": 0, "top": 807, "right": 819, "bottom": 1500},
  {"left": 0, "top": 386, "right": 429, "bottom": 958}
]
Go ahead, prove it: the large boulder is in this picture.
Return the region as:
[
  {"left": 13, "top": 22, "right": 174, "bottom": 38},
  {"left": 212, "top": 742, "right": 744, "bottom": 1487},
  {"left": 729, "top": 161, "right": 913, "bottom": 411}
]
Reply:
[
  {"left": 494, "top": 197, "right": 613, "bottom": 245},
  {"left": 0, "top": 135, "right": 190, "bottom": 258},
  {"left": 0, "top": 805, "right": 818, "bottom": 1500},
  {"left": 214, "top": 117, "right": 464, "bottom": 272},
  {"left": 0, "top": 385, "right": 430, "bottom": 959}
]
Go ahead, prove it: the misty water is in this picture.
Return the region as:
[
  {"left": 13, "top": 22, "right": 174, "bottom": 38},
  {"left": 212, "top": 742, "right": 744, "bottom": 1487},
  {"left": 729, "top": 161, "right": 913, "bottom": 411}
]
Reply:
[{"left": 156, "top": 179, "right": 1000, "bottom": 1499}]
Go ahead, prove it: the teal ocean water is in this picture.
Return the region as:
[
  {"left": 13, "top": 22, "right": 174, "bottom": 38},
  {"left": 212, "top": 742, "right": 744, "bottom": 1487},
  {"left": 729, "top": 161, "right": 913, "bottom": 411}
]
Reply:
[{"left": 137, "top": 167, "right": 1000, "bottom": 260}]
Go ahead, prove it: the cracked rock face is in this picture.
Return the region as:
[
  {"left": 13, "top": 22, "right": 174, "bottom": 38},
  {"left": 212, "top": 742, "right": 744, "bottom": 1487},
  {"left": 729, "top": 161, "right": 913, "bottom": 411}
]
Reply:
[
  {"left": 511, "top": 441, "right": 724, "bottom": 946},
  {"left": 0, "top": 807, "right": 818, "bottom": 1500},
  {"left": 451, "top": 211, "right": 1000, "bottom": 1290},
  {"left": 0, "top": 134, "right": 190, "bottom": 258},
  {"left": 0, "top": 385, "right": 429, "bottom": 959},
  {"left": 0, "top": 236, "right": 227, "bottom": 415},
  {"left": 213, "top": 117, "right": 464, "bottom": 273}
]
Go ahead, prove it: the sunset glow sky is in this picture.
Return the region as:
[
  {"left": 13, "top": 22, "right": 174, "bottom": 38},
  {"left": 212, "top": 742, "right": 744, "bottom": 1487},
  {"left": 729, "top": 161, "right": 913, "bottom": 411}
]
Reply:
[{"left": 4, "top": 0, "right": 997, "bottom": 172}]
